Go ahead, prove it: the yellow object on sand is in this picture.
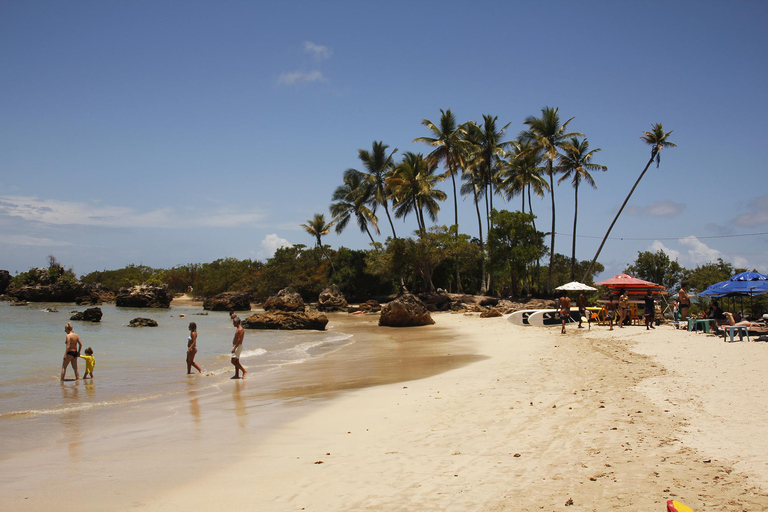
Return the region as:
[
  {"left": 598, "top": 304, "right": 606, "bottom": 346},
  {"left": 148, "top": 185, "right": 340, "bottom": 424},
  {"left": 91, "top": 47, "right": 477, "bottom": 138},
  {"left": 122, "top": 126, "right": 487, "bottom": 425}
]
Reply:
[{"left": 667, "top": 499, "right": 695, "bottom": 512}]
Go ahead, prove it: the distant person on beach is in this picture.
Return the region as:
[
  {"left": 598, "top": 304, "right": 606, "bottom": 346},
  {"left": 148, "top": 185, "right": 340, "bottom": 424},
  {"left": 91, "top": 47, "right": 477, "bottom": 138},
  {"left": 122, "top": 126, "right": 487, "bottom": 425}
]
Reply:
[
  {"left": 618, "top": 289, "right": 629, "bottom": 328},
  {"left": 187, "top": 322, "right": 203, "bottom": 374},
  {"left": 723, "top": 312, "right": 765, "bottom": 328},
  {"left": 79, "top": 347, "right": 95, "bottom": 379},
  {"left": 61, "top": 322, "right": 82, "bottom": 381},
  {"left": 644, "top": 291, "right": 655, "bottom": 330},
  {"left": 577, "top": 293, "right": 587, "bottom": 329},
  {"left": 678, "top": 285, "right": 690, "bottom": 321},
  {"left": 559, "top": 293, "right": 571, "bottom": 335},
  {"left": 231, "top": 317, "right": 247, "bottom": 379}
]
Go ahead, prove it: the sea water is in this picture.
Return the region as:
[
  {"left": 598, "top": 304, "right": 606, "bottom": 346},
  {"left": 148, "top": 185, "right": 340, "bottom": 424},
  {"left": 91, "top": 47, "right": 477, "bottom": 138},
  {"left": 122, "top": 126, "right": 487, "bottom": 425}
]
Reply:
[{"left": 0, "top": 301, "right": 353, "bottom": 459}]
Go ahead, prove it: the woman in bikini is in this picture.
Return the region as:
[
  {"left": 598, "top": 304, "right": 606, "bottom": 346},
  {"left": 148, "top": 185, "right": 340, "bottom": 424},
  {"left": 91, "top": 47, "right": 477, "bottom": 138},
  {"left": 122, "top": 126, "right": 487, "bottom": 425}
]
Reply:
[
  {"left": 187, "top": 322, "right": 203, "bottom": 374},
  {"left": 61, "top": 322, "right": 82, "bottom": 381}
]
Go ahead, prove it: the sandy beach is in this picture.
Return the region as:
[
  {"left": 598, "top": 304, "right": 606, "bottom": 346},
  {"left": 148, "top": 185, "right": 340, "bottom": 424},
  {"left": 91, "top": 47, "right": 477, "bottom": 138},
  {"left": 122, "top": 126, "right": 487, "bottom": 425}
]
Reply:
[{"left": 3, "top": 313, "right": 768, "bottom": 511}]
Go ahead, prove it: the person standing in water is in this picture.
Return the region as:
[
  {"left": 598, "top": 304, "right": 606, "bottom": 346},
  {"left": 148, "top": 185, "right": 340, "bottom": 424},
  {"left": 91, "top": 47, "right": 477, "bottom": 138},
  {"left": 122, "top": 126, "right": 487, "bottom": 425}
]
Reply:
[
  {"left": 187, "top": 322, "right": 203, "bottom": 374},
  {"left": 61, "top": 322, "right": 82, "bottom": 381},
  {"left": 231, "top": 317, "right": 247, "bottom": 379}
]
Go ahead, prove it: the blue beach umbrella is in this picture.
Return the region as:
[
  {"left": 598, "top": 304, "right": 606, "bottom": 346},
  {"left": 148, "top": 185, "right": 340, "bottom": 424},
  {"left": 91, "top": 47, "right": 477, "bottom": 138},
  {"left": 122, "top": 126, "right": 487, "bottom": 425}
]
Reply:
[{"left": 697, "top": 271, "right": 768, "bottom": 297}]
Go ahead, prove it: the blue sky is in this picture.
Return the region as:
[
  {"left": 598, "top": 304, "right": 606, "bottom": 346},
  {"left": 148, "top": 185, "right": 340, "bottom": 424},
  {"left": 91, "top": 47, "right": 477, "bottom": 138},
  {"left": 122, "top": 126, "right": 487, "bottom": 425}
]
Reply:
[{"left": 2, "top": 1, "right": 767, "bottom": 282}]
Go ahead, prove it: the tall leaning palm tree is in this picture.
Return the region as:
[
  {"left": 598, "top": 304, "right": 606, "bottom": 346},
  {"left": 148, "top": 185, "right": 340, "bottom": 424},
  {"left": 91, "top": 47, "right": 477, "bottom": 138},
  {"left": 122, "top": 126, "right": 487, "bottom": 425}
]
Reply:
[
  {"left": 458, "top": 126, "right": 489, "bottom": 293},
  {"left": 582, "top": 124, "right": 676, "bottom": 281},
  {"left": 387, "top": 152, "right": 446, "bottom": 236},
  {"left": 557, "top": 137, "right": 607, "bottom": 281},
  {"left": 414, "top": 109, "right": 466, "bottom": 290},
  {"left": 330, "top": 168, "right": 379, "bottom": 246},
  {"left": 522, "top": 107, "right": 582, "bottom": 293},
  {"left": 355, "top": 141, "right": 399, "bottom": 239}
]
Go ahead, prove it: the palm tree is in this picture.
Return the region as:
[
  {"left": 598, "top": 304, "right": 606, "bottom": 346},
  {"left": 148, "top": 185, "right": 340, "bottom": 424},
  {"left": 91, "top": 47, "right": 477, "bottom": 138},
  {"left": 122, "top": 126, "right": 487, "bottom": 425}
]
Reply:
[
  {"left": 330, "top": 169, "right": 379, "bottom": 246},
  {"left": 414, "top": 109, "right": 466, "bottom": 290},
  {"left": 458, "top": 126, "right": 489, "bottom": 293},
  {"left": 387, "top": 152, "right": 446, "bottom": 236},
  {"left": 557, "top": 137, "right": 607, "bottom": 280},
  {"left": 522, "top": 106, "right": 582, "bottom": 293},
  {"left": 466, "top": 115, "right": 510, "bottom": 234},
  {"left": 582, "top": 124, "right": 676, "bottom": 281},
  {"left": 355, "top": 141, "right": 399, "bottom": 239},
  {"left": 301, "top": 213, "right": 335, "bottom": 272}
]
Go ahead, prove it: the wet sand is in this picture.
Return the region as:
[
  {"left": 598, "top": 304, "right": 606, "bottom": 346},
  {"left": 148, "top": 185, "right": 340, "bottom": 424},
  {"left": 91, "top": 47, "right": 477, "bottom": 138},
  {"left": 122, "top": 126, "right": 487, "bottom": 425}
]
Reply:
[{"left": 3, "top": 313, "right": 768, "bottom": 511}]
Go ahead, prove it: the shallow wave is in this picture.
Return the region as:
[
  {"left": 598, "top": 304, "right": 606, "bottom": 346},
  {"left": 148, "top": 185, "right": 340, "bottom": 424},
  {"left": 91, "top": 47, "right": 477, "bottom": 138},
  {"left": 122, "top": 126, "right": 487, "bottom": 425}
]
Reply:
[{"left": 0, "top": 392, "right": 173, "bottom": 419}]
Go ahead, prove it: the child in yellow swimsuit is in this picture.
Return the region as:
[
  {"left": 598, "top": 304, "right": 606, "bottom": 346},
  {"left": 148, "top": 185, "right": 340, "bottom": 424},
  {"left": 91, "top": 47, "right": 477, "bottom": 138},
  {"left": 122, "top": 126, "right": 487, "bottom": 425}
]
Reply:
[{"left": 79, "top": 347, "right": 96, "bottom": 379}]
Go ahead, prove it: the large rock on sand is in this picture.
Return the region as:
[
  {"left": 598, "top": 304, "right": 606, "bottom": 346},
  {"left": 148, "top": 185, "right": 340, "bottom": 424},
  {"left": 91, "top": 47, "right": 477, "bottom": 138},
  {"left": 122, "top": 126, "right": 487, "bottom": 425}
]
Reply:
[
  {"left": 263, "top": 288, "right": 305, "bottom": 312},
  {"left": 115, "top": 285, "right": 172, "bottom": 308},
  {"left": 0, "top": 270, "right": 11, "bottom": 295},
  {"left": 379, "top": 293, "right": 435, "bottom": 327},
  {"left": 317, "top": 285, "right": 348, "bottom": 312},
  {"left": 242, "top": 311, "right": 328, "bottom": 331},
  {"left": 203, "top": 292, "right": 251, "bottom": 312}
]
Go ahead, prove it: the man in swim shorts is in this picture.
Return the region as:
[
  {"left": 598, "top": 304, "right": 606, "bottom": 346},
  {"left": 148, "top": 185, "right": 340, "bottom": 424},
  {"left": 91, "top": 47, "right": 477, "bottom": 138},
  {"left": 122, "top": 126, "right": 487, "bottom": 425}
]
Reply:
[
  {"left": 231, "top": 317, "right": 247, "bottom": 379},
  {"left": 61, "top": 322, "right": 82, "bottom": 381},
  {"left": 678, "top": 285, "right": 690, "bottom": 321},
  {"left": 559, "top": 293, "right": 571, "bottom": 335}
]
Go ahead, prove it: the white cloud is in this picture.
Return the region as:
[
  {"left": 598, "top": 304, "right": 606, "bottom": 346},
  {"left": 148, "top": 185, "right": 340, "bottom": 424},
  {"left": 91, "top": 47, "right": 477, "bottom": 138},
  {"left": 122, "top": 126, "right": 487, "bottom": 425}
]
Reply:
[
  {"left": 0, "top": 195, "right": 264, "bottom": 229},
  {"left": 678, "top": 236, "right": 723, "bottom": 267},
  {"left": 626, "top": 200, "right": 685, "bottom": 217},
  {"left": 0, "top": 234, "right": 73, "bottom": 247},
  {"left": 304, "top": 41, "right": 332, "bottom": 60},
  {"left": 648, "top": 240, "right": 680, "bottom": 260},
  {"left": 258, "top": 233, "right": 292, "bottom": 259},
  {"left": 276, "top": 70, "right": 325, "bottom": 86}
]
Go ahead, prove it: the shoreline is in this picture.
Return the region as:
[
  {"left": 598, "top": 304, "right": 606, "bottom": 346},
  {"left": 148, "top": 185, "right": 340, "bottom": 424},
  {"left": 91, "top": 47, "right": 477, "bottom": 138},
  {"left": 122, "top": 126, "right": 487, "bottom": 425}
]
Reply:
[{"left": 2, "top": 313, "right": 767, "bottom": 510}]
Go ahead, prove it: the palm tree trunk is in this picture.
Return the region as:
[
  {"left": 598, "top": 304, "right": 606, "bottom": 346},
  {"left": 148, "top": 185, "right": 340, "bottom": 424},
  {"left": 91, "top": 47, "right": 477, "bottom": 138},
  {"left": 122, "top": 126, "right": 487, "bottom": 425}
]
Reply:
[
  {"left": 383, "top": 201, "right": 398, "bottom": 239},
  {"left": 582, "top": 155, "right": 655, "bottom": 281},
  {"left": 528, "top": 185, "right": 541, "bottom": 296},
  {"left": 547, "top": 160, "right": 556, "bottom": 294},
  {"left": 472, "top": 185, "right": 487, "bottom": 294},
  {"left": 365, "top": 225, "right": 376, "bottom": 247},
  {"left": 570, "top": 182, "right": 579, "bottom": 281}
]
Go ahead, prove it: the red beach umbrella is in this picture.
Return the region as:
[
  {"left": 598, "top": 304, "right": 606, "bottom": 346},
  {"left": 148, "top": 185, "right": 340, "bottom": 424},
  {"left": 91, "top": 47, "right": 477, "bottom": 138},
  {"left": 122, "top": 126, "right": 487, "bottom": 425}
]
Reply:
[{"left": 595, "top": 273, "right": 663, "bottom": 288}]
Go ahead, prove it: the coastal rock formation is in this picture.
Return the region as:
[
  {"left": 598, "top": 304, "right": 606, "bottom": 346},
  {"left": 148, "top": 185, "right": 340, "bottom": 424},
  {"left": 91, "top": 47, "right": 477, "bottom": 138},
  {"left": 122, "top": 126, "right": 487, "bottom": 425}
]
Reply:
[
  {"left": 70, "top": 307, "right": 103, "bottom": 323},
  {"left": 129, "top": 317, "right": 158, "bottom": 327},
  {"left": 242, "top": 311, "right": 328, "bottom": 331},
  {"left": 7, "top": 281, "right": 94, "bottom": 303},
  {"left": 379, "top": 293, "right": 435, "bottom": 327},
  {"left": 317, "top": 285, "right": 348, "bottom": 312},
  {"left": 203, "top": 292, "right": 251, "bottom": 312},
  {"left": 418, "top": 292, "right": 453, "bottom": 312},
  {"left": 263, "top": 288, "right": 305, "bottom": 312},
  {"left": 358, "top": 300, "right": 382, "bottom": 313},
  {"left": 0, "top": 270, "right": 11, "bottom": 295},
  {"left": 115, "top": 285, "right": 172, "bottom": 308},
  {"left": 480, "top": 307, "right": 503, "bottom": 318}
]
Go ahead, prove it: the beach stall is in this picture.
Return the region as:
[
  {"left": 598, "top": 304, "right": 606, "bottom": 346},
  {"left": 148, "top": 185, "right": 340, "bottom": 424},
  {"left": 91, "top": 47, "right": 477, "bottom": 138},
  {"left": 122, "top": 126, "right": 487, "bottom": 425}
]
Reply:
[
  {"left": 595, "top": 273, "right": 665, "bottom": 325},
  {"left": 697, "top": 271, "right": 768, "bottom": 319}
]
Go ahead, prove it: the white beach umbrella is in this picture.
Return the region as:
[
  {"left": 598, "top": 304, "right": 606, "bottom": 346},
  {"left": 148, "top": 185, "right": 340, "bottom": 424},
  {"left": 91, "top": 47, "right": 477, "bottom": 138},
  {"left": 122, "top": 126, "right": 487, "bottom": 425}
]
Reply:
[{"left": 554, "top": 281, "right": 597, "bottom": 292}]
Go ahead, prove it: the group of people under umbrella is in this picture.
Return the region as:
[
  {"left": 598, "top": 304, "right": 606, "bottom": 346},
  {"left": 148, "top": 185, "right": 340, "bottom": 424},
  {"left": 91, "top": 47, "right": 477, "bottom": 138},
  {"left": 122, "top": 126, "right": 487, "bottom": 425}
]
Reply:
[{"left": 554, "top": 271, "right": 768, "bottom": 334}]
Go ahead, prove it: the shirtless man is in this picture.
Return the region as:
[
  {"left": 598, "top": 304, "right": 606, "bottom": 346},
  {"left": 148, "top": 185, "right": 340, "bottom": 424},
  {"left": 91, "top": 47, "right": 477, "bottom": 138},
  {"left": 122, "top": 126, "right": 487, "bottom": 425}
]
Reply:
[
  {"left": 61, "top": 322, "right": 82, "bottom": 381},
  {"left": 559, "top": 293, "right": 572, "bottom": 334},
  {"left": 577, "top": 293, "right": 587, "bottom": 329},
  {"left": 231, "top": 317, "right": 247, "bottom": 379}
]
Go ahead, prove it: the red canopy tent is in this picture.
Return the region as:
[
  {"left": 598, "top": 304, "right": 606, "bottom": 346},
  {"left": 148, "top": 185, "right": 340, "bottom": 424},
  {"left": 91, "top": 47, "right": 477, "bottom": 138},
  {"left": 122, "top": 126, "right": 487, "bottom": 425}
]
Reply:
[{"left": 595, "top": 273, "right": 665, "bottom": 297}]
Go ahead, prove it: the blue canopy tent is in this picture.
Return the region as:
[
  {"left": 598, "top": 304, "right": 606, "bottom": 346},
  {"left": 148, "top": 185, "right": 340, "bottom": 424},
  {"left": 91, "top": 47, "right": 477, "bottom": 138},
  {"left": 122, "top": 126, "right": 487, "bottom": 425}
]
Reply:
[{"left": 698, "top": 271, "right": 768, "bottom": 297}]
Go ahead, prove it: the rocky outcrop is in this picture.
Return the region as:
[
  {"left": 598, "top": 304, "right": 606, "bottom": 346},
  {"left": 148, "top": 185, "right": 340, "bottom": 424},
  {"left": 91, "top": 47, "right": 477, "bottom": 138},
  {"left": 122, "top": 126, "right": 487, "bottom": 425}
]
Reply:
[
  {"left": 203, "top": 292, "right": 251, "bottom": 312},
  {"left": 242, "top": 310, "right": 328, "bottom": 331},
  {"left": 480, "top": 307, "right": 503, "bottom": 318},
  {"left": 70, "top": 307, "right": 103, "bottom": 323},
  {"left": 115, "top": 285, "right": 172, "bottom": 308},
  {"left": 379, "top": 294, "right": 435, "bottom": 327},
  {"left": 358, "top": 300, "right": 382, "bottom": 312},
  {"left": 8, "top": 281, "right": 93, "bottom": 303},
  {"left": 317, "top": 285, "right": 348, "bottom": 312},
  {"left": 418, "top": 292, "right": 453, "bottom": 312},
  {"left": 263, "top": 288, "right": 305, "bottom": 312},
  {"left": 129, "top": 317, "right": 158, "bottom": 327},
  {"left": 0, "top": 270, "right": 11, "bottom": 295}
]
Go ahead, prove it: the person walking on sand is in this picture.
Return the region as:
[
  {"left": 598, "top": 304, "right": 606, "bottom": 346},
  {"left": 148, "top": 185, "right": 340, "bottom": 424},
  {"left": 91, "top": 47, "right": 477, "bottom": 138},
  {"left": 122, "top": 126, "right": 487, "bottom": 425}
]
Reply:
[
  {"left": 61, "top": 322, "right": 82, "bottom": 381},
  {"left": 231, "top": 317, "right": 247, "bottom": 379},
  {"left": 644, "top": 290, "right": 656, "bottom": 330},
  {"left": 559, "top": 293, "right": 571, "bottom": 335},
  {"left": 187, "top": 322, "right": 203, "bottom": 374},
  {"left": 678, "top": 285, "right": 690, "bottom": 321},
  {"left": 577, "top": 292, "right": 587, "bottom": 329}
]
